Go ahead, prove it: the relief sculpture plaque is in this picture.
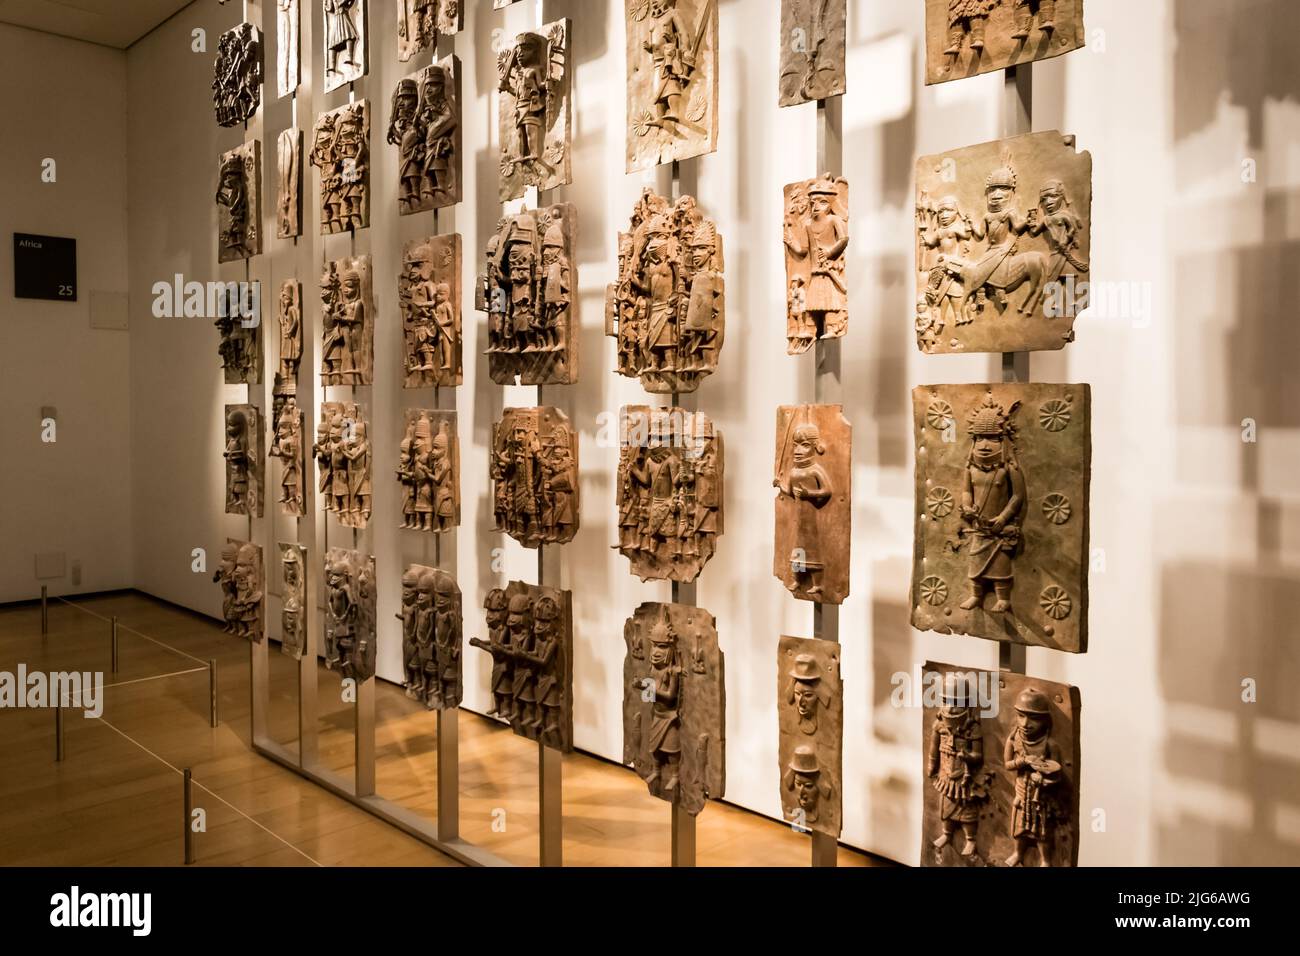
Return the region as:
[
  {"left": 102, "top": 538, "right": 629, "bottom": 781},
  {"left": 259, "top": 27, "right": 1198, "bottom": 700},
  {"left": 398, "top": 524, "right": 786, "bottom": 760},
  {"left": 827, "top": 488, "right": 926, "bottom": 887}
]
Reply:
[
  {"left": 314, "top": 401, "right": 372, "bottom": 529},
  {"left": 388, "top": 57, "right": 461, "bottom": 214},
  {"left": 323, "top": 0, "right": 367, "bottom": 94},
  {"left": 622, "top": 602, "right": 725, "bottom": 815},
  {"left": 910, "top": 383, "right": 1091, "bottom": 652},
  {"left": 397, "top": 409, "right": 459, "bottom": 533},
  {"left": 491, "top": 407, "right": 579, "bottom": 548},
  {"left": 310, "top": 100, "right": 370, "bottom": 234},
  {"left": 400, "top": 235, "right": 462, "bottom": 387},
  {"left": 277, "top": 1, "right": 300, "bottom": 98},
  {"left": 925, "top": 0, "right": 1085, "bottom": 86},
  {"left": 398, "top": 565, "right": 462, "bottom": 710},
  {"left": 324, "top": 548, "right": 376, "bottom": 683},
  {"left": 606, "top": 191, "right": 724, "bottom": 394},
  {"left": 279, "top": 543, "right": 307, "bottom": 658},
  {"left": 922, "top": 662, "right": 1081, "bottom": 867},
  {"left": 269, "top": 396, "right": 306, "bottom": 517},
  {"left": 773, "top": 405, "right": 851, "bottom": 604},
  {"left": 213, "top": 540, "right": 264, "bottom": 642},
  {"left": 398, "top": 0, "right": 462, "bottom": 62},
  {"left": 470, "top": 581, "right": 573, "bottom": 751},
  {"left": 213, "top": 22, "right": 262, "bottom": 127},
  {"left": 321, "top": 254, "right": 374, "bottom": 386},
  {"left": 625, "top": 0, "right": 718, "bottom": 172},
  {"left": 224, "top": 404, "right": 264, "bottom": 517},
  {"left": 277, "top": 128, "right": 303, "bottom": 240},
  {"left": 478, "top": 205, "right": 577, "bottom": 386},
  {"left": 778, "top": 0, "right": 846, "bottom": 106},
  {"left": 216, "top": 141, "right": 262, "bottom": 262},
  {"left": 617, "top": 406, "right": 723, "bottom": 584},
  {"left": 777, "top": 635, "right": 842, "bottom": 838},
  {"left": 214, "top": 282, "right": 262, "bottom": 385},
  {"left": 497, "top": 21, "right": 570, "bottom": 201},
  {"left": 915, "top": 132, "right": 1091, "bottom": 354},
  {"left": 783, "top": 175, "right": 849, "bottom": 354}
]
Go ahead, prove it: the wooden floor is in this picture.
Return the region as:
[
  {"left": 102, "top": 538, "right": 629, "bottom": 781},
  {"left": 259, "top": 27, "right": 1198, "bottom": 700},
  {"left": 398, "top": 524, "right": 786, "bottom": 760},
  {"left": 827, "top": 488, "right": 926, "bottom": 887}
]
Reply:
[{"left": 0, "top": 592, "right": 888, "bottom": 868}]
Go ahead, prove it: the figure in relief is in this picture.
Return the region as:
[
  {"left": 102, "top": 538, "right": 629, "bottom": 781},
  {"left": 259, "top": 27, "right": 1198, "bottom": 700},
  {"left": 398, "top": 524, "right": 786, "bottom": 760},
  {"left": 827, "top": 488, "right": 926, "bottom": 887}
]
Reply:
[
  {"left": 958, "top": 394, "right": 1026, "bottom": 614},
  {"left": 388, "top": 60, "right": 460, "bottom": 214},
  {"left": 314, "top": 403, "right": 372, "bottom": 528},
  {"left": 927, "top": 672, "right": 990, "bottom": 859},
  {"left": 213, "top": 541, "right": 263, "bottom": 642},
  {"left": 783, "top": 175, "right": 848, "bottom": 354},
  {"left": 397, "top": 411, "right": 458, "bottom": 533},
  {"left": 496, "top": 22, "right": 570, "bottom": 200},
  {"left": 491, "top": 408, "right": 579, "bottom": 548},
  {"left": 399, "top": 235, "right": 461, "bottom": 387},
  {"left": 213, "top": 23, "right": 262, "bottom": 128},
  {"left": 280, "top": 545, "right": 306, "bottom": 658},
  {"left": 324, "top": 549, "right": 376, "bottom": 682},
  {"left": 324, "top": 0, "right": 364, "bottom": 91},
  {"left": 774, "top": 421, "right": 832, "bottom": 599},
  {"left": 399, "top": 566, "right": 462, "bottom": 710},
  {"left": 311, "top": 102, "right": 370, "bottom": 234},
  {"left": 1003, "top": 686, "right": 1061, "bottom": 866},
  {"left": 270, "top": 397, "right": 305, "bottom": 516}
]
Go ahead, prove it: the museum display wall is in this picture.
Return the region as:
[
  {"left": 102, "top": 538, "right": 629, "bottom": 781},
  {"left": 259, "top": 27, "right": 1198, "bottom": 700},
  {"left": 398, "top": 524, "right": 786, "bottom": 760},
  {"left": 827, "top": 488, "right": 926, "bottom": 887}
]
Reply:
[
  {"left": 0, "top": 25, "right": 133, "bottom": 605},
  {"left": 79, "top": 0, "right": 1295, "bottom": 866}
]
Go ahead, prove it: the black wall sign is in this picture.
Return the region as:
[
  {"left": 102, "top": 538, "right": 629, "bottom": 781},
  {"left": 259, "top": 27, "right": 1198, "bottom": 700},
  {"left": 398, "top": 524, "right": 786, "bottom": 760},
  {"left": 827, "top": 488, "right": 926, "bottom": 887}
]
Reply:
[{"left": 13, "top": 233, "right": 77, "bottom": 302}]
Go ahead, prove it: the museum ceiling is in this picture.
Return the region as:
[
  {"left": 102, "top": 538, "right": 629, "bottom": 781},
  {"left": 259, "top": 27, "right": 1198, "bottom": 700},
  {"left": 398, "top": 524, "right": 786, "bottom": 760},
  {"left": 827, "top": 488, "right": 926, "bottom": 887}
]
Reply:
[{"left": 0, "top": 0, "right": 193, "bottom": 49}]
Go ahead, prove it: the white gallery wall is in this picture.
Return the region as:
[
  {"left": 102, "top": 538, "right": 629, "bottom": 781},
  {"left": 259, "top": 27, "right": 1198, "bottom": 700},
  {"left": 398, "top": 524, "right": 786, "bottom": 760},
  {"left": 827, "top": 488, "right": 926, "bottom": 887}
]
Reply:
[
  {"left": 0, "top": 24, "right": 132, "bottom": 604},
  {"left": 111, "top": 0, "right": 1300, "bottom": 866}
]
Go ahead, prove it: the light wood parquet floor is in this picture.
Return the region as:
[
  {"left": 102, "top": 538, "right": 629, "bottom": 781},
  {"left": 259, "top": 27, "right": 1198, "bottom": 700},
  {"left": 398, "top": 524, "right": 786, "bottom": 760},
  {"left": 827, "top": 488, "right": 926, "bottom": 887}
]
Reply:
[{"left": 0, "top": 592, "right": 888, "bottom": 868}]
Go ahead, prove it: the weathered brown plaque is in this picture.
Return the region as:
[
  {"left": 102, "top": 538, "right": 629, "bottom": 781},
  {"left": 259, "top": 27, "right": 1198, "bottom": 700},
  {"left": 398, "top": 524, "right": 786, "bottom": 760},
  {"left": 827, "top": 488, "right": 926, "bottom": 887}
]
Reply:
[
  {"left": 388, "top": 56, "right": 462, "bottom": 214},
  {"left": 622, "top": 602, "right": 724, "bottom": 815},
  {"left": 214, "top": 282, "right": 262, "bottom": 385},
  {"left": 479, "top": 204, "right": 577, "bottom": 386},
  {"left": 491, "top": 407, "right": 579, "bottom": 549},
  {"left": 324, "top": 547, "right": 376, "bottom": 682},
  {"left": 321, "top": 254, "right": 373, "bottom": 386},
  {"left": 213, "top": 22, "right": 262, "bottom": 127},
  {"left": 276, "top": 279, "right": 302, "bottom": 385},
  {"left": 398, "top": 564, "right": 462, "bottom": 710},
  {"left": 625, "top": 0, "right": 718, "bottom": 171},
  {"left": 497, "top": 20, "right": 571, "bottom": 200},
  {"left": 606, "top": 191, "right": 724, "bottom": 394},
  {"left": 773, "top": 405, "right": 851, "bottom": 604},
  {"left": 910, "top": 383, "right": 1091, "bottom": 652},
  {"left": 224, "top": 404, "right": 263, "bottom": 517},
  {"left": 783, "top": 174, "right": 849, "bottom": 354},
  {"left": 269, "top": 396, "right": 306, "bottom": 517},
  {"left": 214, "top": 539, "right": 264, "bottom": 642},
  {"left": 315, "top": 401, "right": 372, "bottom": 529},
  {"left": 922, "top": 661, "right": 1081, "bottom": 867},
  {"left": 323, "top": 0, "right": 367, "bottom": 93},
  {"left": 310, "top": 100, "right": 370, "bottom": 234},
  {"left": 915, "top": 131, "right": 1092, "bottom": 354},
  {"left": 400, "top": 235, "right": 462, "bottom": 387},
  {"left": 277, "top": 128, "right": 302, "bottom": 240},
  {"left": 279, "top": 542, "right": 307, "bottom": 658},
  {"left": 617, "top": 407, "right": 722, "bottom": 583},
  {"left": 397, "top": 409, "right": 459, "bottom": 533},
  {"left": 277, "top": 0, "right": 300, "bottom": 99},
  {"left": 470, "top": 581, "right": 574, "bottom": 751},
  {"left": 925, "top": 0, "right": 1085, "bottom": 86},
  {"left": 778, "top": 0, "right": 846, "bottom": 106},
  {"left": 397, "top": 0, "right": 461, "bottom": 62},
  {"left": 217, "top": 141, "right": 262, "bottom": 262},
  {"left": 777, "top": 635, "right": 842, "bottom": 838}
]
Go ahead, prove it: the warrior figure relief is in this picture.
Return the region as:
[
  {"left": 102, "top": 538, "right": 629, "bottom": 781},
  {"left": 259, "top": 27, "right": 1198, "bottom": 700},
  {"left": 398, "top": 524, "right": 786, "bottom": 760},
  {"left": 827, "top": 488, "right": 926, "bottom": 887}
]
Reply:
[
  {"left": 314, "top": 403, "right": 372, "bottom": 529},
  {"left": 958, "top": 395, "right": 1026, "bottom": 614},
  {"left": 927, "top": 672, "right": 991, "bottom": 860}
]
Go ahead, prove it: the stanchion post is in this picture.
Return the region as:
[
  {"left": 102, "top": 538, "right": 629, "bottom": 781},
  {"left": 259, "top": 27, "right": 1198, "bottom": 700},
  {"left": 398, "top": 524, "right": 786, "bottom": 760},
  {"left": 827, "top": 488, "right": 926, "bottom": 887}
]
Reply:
[
  {"left": 111, "top": 616, "right": 119, "bottom": 674},
  {"left": 209, "top": 659, "right": 219, "bottom": 728},
  {"left": 41, "top": 585, "right": 48, "bottom": 636},
  {"left": 183, "top": 768, "right": 195, "bottom": 864},
  {"left": 55, "top": 703, "right": 65, "bottom": 762}
]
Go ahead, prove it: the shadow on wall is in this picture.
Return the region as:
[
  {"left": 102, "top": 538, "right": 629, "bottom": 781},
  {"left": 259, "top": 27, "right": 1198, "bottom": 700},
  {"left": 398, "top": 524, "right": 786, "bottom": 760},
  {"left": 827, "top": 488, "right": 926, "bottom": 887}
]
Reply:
[{"left": 1157, "top": 0, "right": 1300, "bottom": 865}]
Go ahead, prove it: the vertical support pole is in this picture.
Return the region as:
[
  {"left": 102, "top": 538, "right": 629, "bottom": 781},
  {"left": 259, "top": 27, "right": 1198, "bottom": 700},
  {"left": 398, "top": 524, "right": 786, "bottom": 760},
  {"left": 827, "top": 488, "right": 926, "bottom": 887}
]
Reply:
[
  {"left": 55, "top": 703, "right": 65, "bottom": 762},
  {"left": 538, "top": 739, "right": 563, "bottom": 866},
  {"left": 110, "top": 617, "right": 119, "bottom": 674},
  {"left": 355, "top": 676, "right": 376, "bottom": 797},
  {"left": 437, "top": 709, "right": 460, "bottom": 842},
  {"left": 183, "top": 768, "right": 195, "bottom": 864},
  {"left": 249, "top": 638, "right": 268, "bottom": 742},
  {"left": 999, "top": 66, "right": 1032, "bottom": 676},
  {"left": 40, "top": 585, "right": 48, "bottom": 636},
  {"left": 209, "top": 659, "right": 219, "bottom": 728},
  {"left": 809, "top": 95, "right": 843, "bottom": 869},
  {"left": 298, "top": 624, "right": 319, "bottom": 766},
  {"left": 671, "top": 803, "right": 696, "bottom": 867}
]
